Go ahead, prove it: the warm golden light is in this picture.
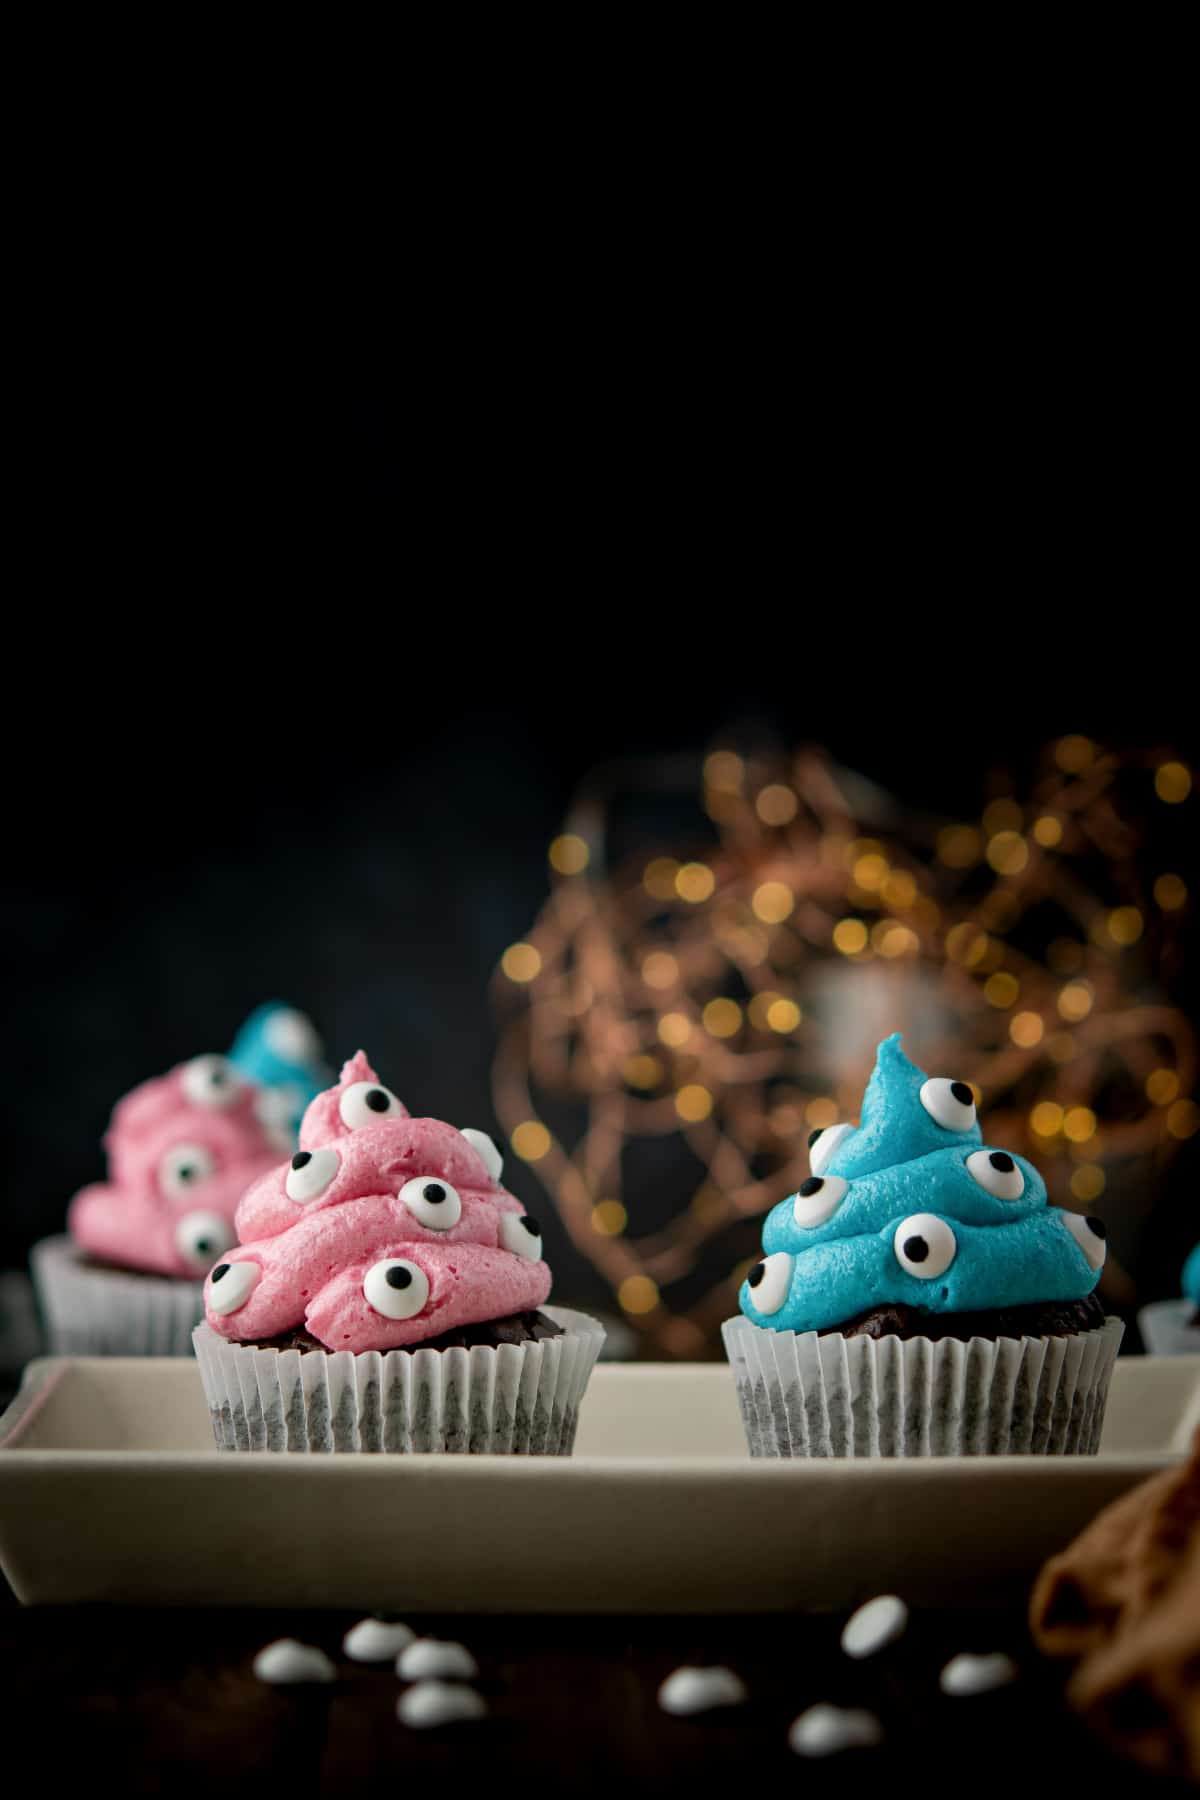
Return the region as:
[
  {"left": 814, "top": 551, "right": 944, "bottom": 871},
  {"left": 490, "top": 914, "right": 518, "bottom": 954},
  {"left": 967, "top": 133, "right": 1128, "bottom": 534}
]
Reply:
[
  {"left": 512, "top": 1121, "right": 552, "bottom": 1161},
  {"left": 882, "top": 870, "right": 917, "bottom": 909},
  {"left": 1055, "top": 735, "right": 1094, "bottom": 773},
  {"left": 1154, "top": 872, "right": 1188, "bottom": 911},
  {"left": 643, "top": 857, "right": 680, "bottom": 899},
  {"left": 675, "top": 862, "right": 715, "bottom": 903},
  {"left": 704, "top": 750, "right": 744, "bottom": 792},
  {"left": 751, "top": 881, "right": 794, "bottom": 924},
  {"left": 1063, "top": 1106, "right": 1097, "bottom": 1143},
  {"left": 756, "top": 783, "right": 798, "bottom": 826},
  {"left": 982, "top": 798, "right": 1022, "bottom": 836},
  {"left": 675, "top": 1084, "right": 713, "bottom": 1123},
  {"left": 641, "top": 951, "right": 678, "bottom": 989},
  {"left": 853, "top": 852, "right": 889, "bottom": 891},
  {"left": 1154, "top": 761, "right": 1192, "bottom": 804},
  {"left": 1107, "top": 906, "right": 1143, "bottom": 946},
  {"left": 937, "top": 825, "right": 982, "bottom": 868},
  {"left": 945, "top": 923, "right": 988, "bottom": 967},
  {"left": 501, "top": 942, "right": 542, "bottom": 982},
  {"left": 1070, "top": 1165, "right": 1106, "bottom": 1202},
  {"left": 591, "top": 1200, "right": 628, "bottom": 1236},
  {"left": 986, "top": 831, "right": 1029, "bottom": 876},
  {"left": 1010, "top": 1011, "right": 1044, "bottom": 1048},
  {"left": 618, "top": 1275, "right": 660, "bottom": 1314},
  {"left": 1167, "top": 1100, "right": 1199, "bottom": 1140},
  {"left": 658, "top": 1012, "right": 691, "bottom": 1048},
  {"left": 747, "top": 991, "right": 781, "bottom": 1030},
  {"left": 1031, "top": 1101, "right": 1064, "bottom": 1137},
  {"left": 1032, "top": 814, "right": 1063, "bottom": 847},
  {"left": 1146, "top": 1068, "right": 1180, "bottom": 1106},
  {"left": 984, "top": 971, "right": 1019, "bottom": 1008},
  {"left": 806, "top": 1098, "right": 838, "bottom": 1128},
  {"left": 624, "top": 1054, "right": 663, "bottom": 1090},
  {"left": 1046, "top": 1033, "right": 1077, "bottom": 1063},
  {"left": 766, "top": 997, "right": 801, "bottom": 1033},
  {"left": 1058, "top": 982, "right": 1094, "bottom": 1022},
  {"left": 703, "top": 998, "right": 742, "bottom": 1038},
  {"left": 833, "top": 918, "right": 868, "bottom": 955},
  {"left": 548, "top": 834, "right": 590, "bottom": 875}
]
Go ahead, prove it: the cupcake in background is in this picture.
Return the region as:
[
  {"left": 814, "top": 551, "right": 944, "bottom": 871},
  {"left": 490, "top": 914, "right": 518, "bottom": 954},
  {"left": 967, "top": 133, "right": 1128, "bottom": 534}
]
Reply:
[
  {"left": 32, "top": 1055, "right": 281, "bottom": 1355},
  {"left": 193, "top": 1051, "right": 604, "bottom": 1453},
  {"left": 1139, "top": 1242, "right": 1200, "bottom": 1356},
  {"left": 228, "top": 1002, "right": 330, "bottom": 1146},
  {"left": 722, "top": 1033, "right": 1124, "bottom": 1456}
]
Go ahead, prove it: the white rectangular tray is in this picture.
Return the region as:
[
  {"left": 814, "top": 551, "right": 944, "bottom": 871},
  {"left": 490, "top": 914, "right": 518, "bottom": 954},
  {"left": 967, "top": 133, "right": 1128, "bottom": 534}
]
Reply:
[{"left": 2, "top": 1355, "right": 1196, "bottom": 1611}]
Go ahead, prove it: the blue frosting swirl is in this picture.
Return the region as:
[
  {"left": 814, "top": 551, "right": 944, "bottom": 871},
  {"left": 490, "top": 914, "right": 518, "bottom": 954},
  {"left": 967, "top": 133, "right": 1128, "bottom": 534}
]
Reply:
[
  {"left": 228, "top": 1002, "right": 329, "bottom": 1140},
  {"left": 739, "top": 1033, "right": 1104, "bottom": 1333},
  {"left": 1183, "top": 1242, "right": 1200, "bottom": 1309}
]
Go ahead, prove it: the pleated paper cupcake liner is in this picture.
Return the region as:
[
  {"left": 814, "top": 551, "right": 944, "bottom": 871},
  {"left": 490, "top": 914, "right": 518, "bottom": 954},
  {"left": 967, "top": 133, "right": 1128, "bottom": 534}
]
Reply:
[
  {"left": 1138, "top": 1299, "right": 1200, "bottom": 1357},
  {"left": 31, "top": 1235, "right": 205, "bottom": 1356},
  {"left": 193, "top": 1306, "right": 606, "bottom": 1453},
  {"left": 721, "top": 1314, "right": 1125, "bottom": 1457}
]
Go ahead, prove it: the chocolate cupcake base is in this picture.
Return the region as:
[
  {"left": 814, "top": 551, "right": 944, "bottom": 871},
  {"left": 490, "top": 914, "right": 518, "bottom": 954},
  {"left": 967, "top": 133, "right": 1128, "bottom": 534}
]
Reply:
[
  {"left": 834, "top": 1292, "right": 1107, "bottom": 1343},
  {"left": 246, "top": 1310, "right": 564, "bottom": 1355}
]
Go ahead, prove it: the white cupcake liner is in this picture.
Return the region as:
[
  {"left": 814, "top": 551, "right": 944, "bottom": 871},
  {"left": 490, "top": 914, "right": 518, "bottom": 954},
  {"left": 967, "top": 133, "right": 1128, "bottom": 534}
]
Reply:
[
  {"left": 193, "top": 1306, "right": 606, "bottom": 1454},
  {"left": 1138, "top": 1298, "right": 1200, "bottom": 1357},
  {"left": 721, "top": 1314, "right": 1125, "bottom": 1457},
  {"left": 31, "top": 1235, "right": 204, "bottom": 1357}
]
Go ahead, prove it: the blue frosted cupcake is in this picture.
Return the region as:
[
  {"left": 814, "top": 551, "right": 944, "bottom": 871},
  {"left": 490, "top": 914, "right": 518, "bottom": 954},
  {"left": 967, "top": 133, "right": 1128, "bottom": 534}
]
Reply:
[
  {"left": 1138, "top": 1242, "right": 1200, "bottom": 1356},
  {"left": 721, "top": 1035, "right": 1124, "bottom": 1456}
]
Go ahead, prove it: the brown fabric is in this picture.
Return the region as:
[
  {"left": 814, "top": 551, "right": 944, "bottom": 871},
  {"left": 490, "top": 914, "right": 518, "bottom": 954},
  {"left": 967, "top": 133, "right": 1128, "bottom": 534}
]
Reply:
[
  {"left": 1029, "top": 1426, "right": 1200, "bottom": 1780},
  {"left": 829, "top": 1291, "right": 1106, "bottom": 1343}
]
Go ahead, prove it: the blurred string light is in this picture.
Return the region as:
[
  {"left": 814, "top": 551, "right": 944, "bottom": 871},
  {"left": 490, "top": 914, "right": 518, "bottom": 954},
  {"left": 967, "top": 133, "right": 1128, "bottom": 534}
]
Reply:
[{"left": 491, "top": 741, "right": 1196, "bottom": 1356}]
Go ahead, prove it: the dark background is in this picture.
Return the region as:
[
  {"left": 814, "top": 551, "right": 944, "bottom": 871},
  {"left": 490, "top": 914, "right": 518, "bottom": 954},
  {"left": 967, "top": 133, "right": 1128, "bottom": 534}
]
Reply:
[{"left": 2, "top": 396, "right": 1196, "bottom": 1319}]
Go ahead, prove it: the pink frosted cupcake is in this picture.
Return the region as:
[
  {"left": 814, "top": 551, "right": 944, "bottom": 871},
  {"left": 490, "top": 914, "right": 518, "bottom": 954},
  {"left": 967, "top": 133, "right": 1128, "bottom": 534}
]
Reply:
[
  {"left": 33, "top": 1055, "right": 282, "bottom": 1355},
  {"left": 192, "top": 1053, "right": 604, "bottom": 1453}
]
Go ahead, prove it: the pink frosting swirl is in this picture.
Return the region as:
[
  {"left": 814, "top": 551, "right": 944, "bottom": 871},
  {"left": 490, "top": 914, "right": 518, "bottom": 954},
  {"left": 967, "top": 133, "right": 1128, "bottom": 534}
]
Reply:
[
  {"left": 202, "top": 1053, "right": 551, "bottom": 1351},
  {"left": 69, "top": 1055, "right": 282, "bottom": 1277}
]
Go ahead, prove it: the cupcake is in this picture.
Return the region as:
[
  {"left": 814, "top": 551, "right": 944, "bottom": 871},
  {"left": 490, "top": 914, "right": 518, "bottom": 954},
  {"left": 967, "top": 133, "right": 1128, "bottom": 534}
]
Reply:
[
  {"left": 192, "top": 1052, "right": 605, "bottom": 1452},
  {"left": 228, "top": 1002, "right": 330, "bottom": 1145},
  {"left": 33, "top": 1054, "right": 281, "bottom": 1355},
  {"left": 1138, "top": 1242, "right": 1200, "bottom": 1356},
  {"left": 722, "top": 1034, "right": 1124, "bottom": 1456}
]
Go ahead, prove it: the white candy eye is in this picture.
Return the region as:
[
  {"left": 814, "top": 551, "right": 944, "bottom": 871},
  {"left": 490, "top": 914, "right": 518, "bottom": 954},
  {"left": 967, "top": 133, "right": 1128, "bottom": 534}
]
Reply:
[
  {"left": 744, "top": 1250, "right": 794, "bottom": 1315},
  {"left": 180, "top": 1054, "right": 241, "bottom": 1109},
  {"left": 808, "top": 1122, "right": 853, "bottom": 1176},
  {"left": 159, "top": 1142, "right": 217, "bottom": 1199},
  {"left": 399, "top": 1176, "right": 462, "bottom": 1231},
  {"left": 893, "top": 1213, "right": 957, "bottom": 1279},
  {"left": 339, "top": 1080, "right": 403, "bottom": 1130},
  {"left": 1060, "top": 1208, "right": 1107, "bottom": 1271},
  {"left": 966, "top": 1148, "right": 1025, "bottom": 1201},
  {"left": 286, "top": 1147, "right": 340, "bottom": 1202},
  {"left": 363, "top": 1258, "right": 430, "bottom": 1320},
  {"left": 263, "top": 1009, "right": 321, "bottom": 1062},
  {"left": 792, "top": 1174, "right": 849, "bottom": 1228},
  {"left": 207, "top": 1257, "right": 260, "bottom": 1313},
  {"left": 498, "top": 1213, "right": 543, "bottom": 1261},
  {"left": 175, "top": 1209, "right": 236, "bottom": 1270},
  {"left": 459, "top": 1127, "right": 503, "bottom": 1182},
  {"left": 254, "top": 1088, "right": 297, "bottom": 1149},
  {"left": 919, "top": 1077, "right": 977, "bottom": 1132}
]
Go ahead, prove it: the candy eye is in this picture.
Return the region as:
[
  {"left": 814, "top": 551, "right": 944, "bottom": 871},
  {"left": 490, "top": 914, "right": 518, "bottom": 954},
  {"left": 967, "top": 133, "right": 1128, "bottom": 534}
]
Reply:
[
  {"left": 180, "top": 1054, "right": 241, "bottom": 1110},
  {"left": 1059, "top": 1209, "right": 1107, "bottom": 1271},
  {"left": 498, "top": 1213, "right": 543, "bottom": 1261},
  {"left": 792, "top": 1174, "right": 849, "bottom": 1228},
  {"left": 744, "top": 1250, "right": 794, "bottom": 1316},
  {"left": 919, "top": 1077, "right": 977, "bottom": 1132},
  {"left": 893, "top": 1213, "right": 957, "bottom": 1279},
  {"left": 966, "top": 1148, "right": 1025, "bottom": 1201},
  {"left": 254, "top": 1088, "right": 297, "bottom": 1150},
  {"left": 808, "top": 1122, "right": 853, "bottom": 1176},
  {"left": 263, "top": 1008, "right": 321, "bottom": 1063},
  {"left": 159, "top": 1143, "right": 216, "bottom": 1199},
  {"left": 459, "top": 1127, "right": 503, "bottom": 1182},
  {"left": 399, "top": 1176, "right": 462, "bottom": 1231},
  {"left": 174, "top": 1209, "right": 235, "bottom": 1271},
  {"left": 339, "top": 1081, "right": 403, "bottom": 1130},
  {"left": 286, "top": 1147, "right": 340, "bottom": 1202},
  {"left": 363, "top": 1258, "right": 430, "bottom": 1320},
  {"left": 207, "top": 1259, "right": 260, "bottom": 1314}
]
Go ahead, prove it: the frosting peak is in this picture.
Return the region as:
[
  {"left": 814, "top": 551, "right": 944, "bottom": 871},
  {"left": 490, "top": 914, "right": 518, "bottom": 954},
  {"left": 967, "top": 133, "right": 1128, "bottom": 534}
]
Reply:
[{"left": 740, "top": 1034, "right": 1106, "bottom": 1335}]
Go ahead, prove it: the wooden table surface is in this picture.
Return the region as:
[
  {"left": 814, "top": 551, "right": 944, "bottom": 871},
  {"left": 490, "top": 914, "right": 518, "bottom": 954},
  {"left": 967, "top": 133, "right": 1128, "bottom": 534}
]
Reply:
[{"left": 0, "top": 1585, "right": 1186, "bottom": 1797}]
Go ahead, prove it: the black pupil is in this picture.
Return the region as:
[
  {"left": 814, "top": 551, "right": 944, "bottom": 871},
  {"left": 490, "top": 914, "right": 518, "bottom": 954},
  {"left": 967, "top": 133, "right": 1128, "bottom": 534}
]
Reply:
[
  {"left": 385, "top": 1265, "right": 413, "bottom": 1289},
  {"left": 807, "top": 1128, "right": 824, "bottom": 1147},
  {"left": 195, "top": 1238, "right": 210, "bottom": 1254},
  {"left": 1086, "top": 1216, "right": 1107, "bottom": 1239},
  {"left": 365, "top": 1089, "right": 391, "bottom": 1113},
  {"left": 747, "top": 1262, "right": 766, "bottom": 1288},
  {"left": 989, "top": 1152, "right": 1015, "bottom": 1172},
  {"left": 422, "top": 1183, "right": 446, "bottom": 1204},
  {"left": 798, "top": 1177, "right": 823, "bottom": 1197},
  {"left": 211, "top": 1068, "right": 225, "bottom": 1084},
  {"left": 211, "top": 1264, "right": 229, "bottom": 1282},
  {"left": 950, "top": 1082, "right": 974, "bottom": 1107},
  {"left": 522, "top": 1217, "right": 541, "bottom": 1235},
  {"left": 179, "top": 1165, "right": 196, "bottom": 1182},
  {"left": 291, "top": 1151, "right": 312, "bottom": 1170},
  {"left": 904, "top": 1236, "right": 929, "bottom": 1263}
]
